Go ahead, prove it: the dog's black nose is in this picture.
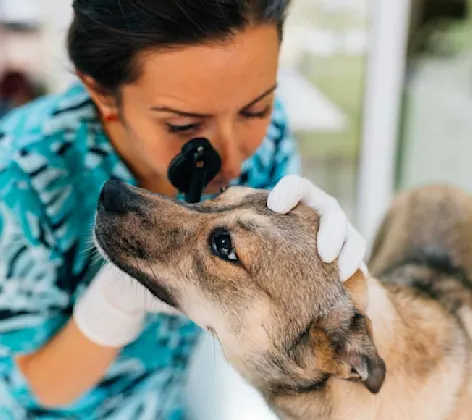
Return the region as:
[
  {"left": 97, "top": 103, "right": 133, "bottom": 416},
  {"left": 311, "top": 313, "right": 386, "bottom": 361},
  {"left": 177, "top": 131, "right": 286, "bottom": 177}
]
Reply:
[{"left": 98, "top": 178, "right": 134, "bottom": 214}]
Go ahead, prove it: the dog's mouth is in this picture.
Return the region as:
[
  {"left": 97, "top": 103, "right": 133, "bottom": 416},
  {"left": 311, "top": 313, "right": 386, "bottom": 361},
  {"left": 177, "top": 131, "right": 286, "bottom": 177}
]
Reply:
[{"left": 94, "top": 227, "right": 180, "bottom": 310}]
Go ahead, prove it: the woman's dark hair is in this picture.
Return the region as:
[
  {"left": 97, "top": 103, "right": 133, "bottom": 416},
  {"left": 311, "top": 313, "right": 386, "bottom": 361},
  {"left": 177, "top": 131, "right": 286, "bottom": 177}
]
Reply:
[{"left": 68, "top": 0, "right": 291, "bottom": 93}]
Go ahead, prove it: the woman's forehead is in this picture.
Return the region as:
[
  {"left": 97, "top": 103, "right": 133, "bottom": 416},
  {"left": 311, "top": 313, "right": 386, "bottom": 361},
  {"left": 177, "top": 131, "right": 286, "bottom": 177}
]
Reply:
[{"left": 125, "top": 25, "right": 280, "bottom": 112}]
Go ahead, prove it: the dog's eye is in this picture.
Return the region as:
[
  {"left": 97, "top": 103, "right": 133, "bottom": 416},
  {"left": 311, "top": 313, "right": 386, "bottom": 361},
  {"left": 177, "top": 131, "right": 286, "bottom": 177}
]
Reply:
[
  {"left": 209, "top": 228, "right": 238, "bottom": 263},
  {"left": 219, "top": 185, "right": 229, "bottom": 194}
]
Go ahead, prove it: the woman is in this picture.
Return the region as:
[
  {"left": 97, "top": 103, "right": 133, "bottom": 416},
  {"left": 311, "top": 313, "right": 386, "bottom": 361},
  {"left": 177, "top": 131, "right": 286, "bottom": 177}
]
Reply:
[{"left": 0, "top": 1, "right": 366, "bottom": 418}]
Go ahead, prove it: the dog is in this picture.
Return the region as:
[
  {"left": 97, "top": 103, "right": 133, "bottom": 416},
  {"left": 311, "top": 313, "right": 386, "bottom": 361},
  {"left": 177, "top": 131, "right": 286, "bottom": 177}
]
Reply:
[{"left": 94, "top": 179, "right": 472, "bottom": 420}]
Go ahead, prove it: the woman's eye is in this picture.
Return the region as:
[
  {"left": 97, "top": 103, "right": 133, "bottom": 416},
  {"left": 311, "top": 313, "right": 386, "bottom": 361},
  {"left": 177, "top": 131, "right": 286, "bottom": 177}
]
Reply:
[
  {"left": 240, "top": 105, "right": 272, "bottom": 119},
  {"left": 209, "top": 228, "right": 238, "bottom": 263},
  {"left": 166, "top": 123, "right": 200, "bottom": 133}
]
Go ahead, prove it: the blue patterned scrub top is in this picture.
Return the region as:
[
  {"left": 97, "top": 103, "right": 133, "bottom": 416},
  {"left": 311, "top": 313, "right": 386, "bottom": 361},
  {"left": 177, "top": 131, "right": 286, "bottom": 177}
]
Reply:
[{"left": 0, "top": 81, "right": 300, "bottom": 419}]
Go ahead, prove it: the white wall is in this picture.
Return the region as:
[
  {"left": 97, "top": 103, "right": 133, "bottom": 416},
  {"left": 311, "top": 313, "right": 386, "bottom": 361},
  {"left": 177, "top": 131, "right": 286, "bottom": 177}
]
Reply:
[
  {"left": 355, "top": 0, "right": 410, "bottom": 246},
  {"left": 40, "top": 0, "right": 76, "bottom": 92}
]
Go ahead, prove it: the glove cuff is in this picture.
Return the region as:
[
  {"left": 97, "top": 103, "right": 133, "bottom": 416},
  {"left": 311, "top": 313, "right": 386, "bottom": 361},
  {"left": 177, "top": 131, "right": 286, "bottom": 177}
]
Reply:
[{"left": 73, "top": 267, "right": 146, "bottom": 348}]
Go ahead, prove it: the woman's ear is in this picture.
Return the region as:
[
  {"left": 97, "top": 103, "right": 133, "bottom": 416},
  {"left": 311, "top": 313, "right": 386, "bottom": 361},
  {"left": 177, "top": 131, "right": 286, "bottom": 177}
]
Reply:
[{"left": 78, "top": 73, "right": 119, "bottom": 119}]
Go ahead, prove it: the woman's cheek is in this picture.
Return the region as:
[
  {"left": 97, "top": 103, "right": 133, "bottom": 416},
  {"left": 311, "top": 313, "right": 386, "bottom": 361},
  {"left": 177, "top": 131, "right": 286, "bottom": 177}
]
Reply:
[
  {"left": 139, "top": 133, "right": 180, "bottom": 170},
  {"left": 242, "top": 120, "right": 271, "bottom": 155}
]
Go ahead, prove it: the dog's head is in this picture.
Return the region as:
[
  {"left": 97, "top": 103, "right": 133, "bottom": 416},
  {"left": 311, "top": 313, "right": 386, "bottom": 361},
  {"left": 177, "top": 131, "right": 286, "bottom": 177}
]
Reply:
[{"left": 95, "top": 179, "right": 385, "bottom": 396}]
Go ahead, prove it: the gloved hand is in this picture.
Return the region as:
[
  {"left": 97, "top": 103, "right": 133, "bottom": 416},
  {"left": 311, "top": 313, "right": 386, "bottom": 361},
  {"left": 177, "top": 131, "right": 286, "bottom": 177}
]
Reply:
[
  {"left": 73, "top": 263, "right": 180, "bottom": 348},
  {"left": 267, "top": 175, "right": 366, "bottom": 281}
]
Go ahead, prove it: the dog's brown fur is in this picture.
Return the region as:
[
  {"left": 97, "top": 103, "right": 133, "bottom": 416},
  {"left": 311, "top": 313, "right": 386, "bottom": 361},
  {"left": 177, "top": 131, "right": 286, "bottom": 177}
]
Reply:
[{"left": 95, "top": 180, "right": 472, "bottom": 419}]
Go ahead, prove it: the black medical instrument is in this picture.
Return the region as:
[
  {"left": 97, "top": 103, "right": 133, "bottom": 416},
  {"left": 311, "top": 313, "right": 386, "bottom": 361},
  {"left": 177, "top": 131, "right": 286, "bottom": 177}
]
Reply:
[{"left": 167, "top": 137, "right": 222, "bottom": 204}]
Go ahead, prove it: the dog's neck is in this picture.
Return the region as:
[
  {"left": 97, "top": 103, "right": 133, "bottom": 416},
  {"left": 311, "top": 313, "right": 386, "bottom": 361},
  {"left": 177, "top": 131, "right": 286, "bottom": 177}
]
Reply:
[{"left": 259, "top": 275, "right": 468, "bottom": 420}]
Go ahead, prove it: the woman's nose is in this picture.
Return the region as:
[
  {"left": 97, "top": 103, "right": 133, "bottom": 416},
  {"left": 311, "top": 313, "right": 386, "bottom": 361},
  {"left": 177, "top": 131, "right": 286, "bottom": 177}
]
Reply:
[{"left": 215, "top": 130, "right": 243, "bottom": 182}]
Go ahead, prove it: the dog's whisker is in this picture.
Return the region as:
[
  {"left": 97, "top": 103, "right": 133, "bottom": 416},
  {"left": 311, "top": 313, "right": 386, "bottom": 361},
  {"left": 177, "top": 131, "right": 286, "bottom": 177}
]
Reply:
[
  {"left": 211, "top": 333, "right": 217, "bottom": 393},
  {"left": 91, "top": 253, "right": 103, "bottom": 266},
  {"left": 132, "top": 256, "right": 145, "bottom": 300},
  {"left": 145, "top": 260, "right": 160, "bottom": 284},
  {"left": 80, "top": 245, "right": 99, "bottom": 259},
  {"left": 80, "top": 227, "right": 100, "bottom": 259},
  {"left": 262, "top": 323, "right": 278, "bottom": 350},
  {"left": 80, "top": 247, "right": 95, "bottom": 256}
]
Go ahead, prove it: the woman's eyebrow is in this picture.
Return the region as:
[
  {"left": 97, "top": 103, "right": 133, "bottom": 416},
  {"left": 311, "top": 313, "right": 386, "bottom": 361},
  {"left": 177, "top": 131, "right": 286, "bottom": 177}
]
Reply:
[
  {"left": 149, "top": 83, "right": 277, "bottom": 117},
  {"left": 242, "top": 83, "right": 277, "bottom": 109},
  {"left": 149, "top": 107, "right": 211, "bottom": 118}
]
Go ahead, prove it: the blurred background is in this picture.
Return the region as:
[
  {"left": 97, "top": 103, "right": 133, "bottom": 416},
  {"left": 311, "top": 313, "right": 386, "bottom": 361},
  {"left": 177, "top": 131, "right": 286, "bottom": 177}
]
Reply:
[{"left": 1, "top": 0, "right": 471, "bottom": 417}]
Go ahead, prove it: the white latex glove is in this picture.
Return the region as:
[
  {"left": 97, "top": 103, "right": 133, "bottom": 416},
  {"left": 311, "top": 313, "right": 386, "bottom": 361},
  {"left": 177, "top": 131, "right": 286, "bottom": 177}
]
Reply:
[
  {"left": 73, "top": 263, "right": 180, "bottom": 348},
  {"left": 267, "top": 175, "right": 366, "bottom": 281}
]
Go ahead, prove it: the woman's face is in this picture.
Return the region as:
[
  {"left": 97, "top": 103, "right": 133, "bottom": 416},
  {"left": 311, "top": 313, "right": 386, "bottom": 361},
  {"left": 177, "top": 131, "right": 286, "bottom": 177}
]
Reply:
[{"left": 88, "top": 24, "right": 281, "bottom": 195}]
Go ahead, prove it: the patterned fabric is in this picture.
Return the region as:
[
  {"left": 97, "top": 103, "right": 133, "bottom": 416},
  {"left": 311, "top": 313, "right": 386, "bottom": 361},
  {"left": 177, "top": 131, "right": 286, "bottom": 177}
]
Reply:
[{"left": 0, "top": 81, "right": 300, "bottom": 419}]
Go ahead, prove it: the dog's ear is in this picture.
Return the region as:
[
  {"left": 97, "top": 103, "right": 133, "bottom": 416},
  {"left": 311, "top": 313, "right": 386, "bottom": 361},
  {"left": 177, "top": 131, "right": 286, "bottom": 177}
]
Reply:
[
  {"left": 323, "top": 311, "right": 386, "bottom": 393},
  {"left": 302, "top": 306, "right": 386, "bottom": 394},
  {"left": 293, "top": 269, "right": 385, "bottom": 394},
  {"left": 339, "top": 269, "right": 386, "bottom": 393},
  {"left": 306, "top": 316, "right": 386, "bottom": 394},
  {"left": 343, "top": 346, "right": 386, "bottom": 393}
]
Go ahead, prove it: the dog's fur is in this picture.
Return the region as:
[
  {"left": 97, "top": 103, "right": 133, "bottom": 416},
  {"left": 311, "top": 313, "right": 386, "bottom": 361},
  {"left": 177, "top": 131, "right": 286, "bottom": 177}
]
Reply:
[{"left": 95, "top": 180, "right": 472, "bottom": 420}]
